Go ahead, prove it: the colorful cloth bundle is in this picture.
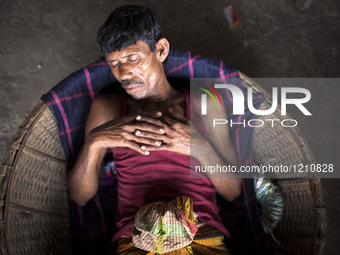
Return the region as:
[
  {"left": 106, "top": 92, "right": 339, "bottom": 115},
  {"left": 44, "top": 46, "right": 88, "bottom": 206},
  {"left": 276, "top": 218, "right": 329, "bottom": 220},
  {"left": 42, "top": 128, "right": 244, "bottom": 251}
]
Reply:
[
  {"left": 118, "top": 221, "right": 230, "bottom": 254},
  {"left": 131, "top": 196, "right": 197, "bottom": 253}
]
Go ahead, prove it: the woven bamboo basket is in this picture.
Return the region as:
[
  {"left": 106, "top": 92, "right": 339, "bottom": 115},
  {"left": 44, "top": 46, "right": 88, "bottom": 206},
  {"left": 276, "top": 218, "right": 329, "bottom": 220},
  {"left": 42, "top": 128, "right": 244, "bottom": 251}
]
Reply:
[{"left": 0, "top": 75, "right": 326, "bottom": 254}]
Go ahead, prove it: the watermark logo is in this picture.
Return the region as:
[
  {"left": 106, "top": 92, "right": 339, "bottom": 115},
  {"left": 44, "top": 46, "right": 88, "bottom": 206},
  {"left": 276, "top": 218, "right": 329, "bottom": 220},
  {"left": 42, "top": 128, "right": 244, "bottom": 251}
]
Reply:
[
  {"left": 201, "top": 84, "right": 312, "bottom": 116},
  {"left": 199, "top": 84, "right": 223, "bottom": 115}
]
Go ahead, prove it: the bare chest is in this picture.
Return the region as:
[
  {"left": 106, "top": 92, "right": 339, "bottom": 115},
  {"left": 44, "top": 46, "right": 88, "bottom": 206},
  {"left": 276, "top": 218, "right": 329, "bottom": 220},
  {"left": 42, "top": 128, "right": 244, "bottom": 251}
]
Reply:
[{"left": 125, "top": 95, "right": 187, "bottom": 118}]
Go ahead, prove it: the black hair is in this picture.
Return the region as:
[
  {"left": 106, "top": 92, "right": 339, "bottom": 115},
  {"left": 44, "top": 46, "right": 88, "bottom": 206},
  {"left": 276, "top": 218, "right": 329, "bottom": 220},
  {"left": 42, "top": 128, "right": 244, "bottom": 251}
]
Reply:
[{"left": 96, "top": 5, "right": 163, "bottom": 53}]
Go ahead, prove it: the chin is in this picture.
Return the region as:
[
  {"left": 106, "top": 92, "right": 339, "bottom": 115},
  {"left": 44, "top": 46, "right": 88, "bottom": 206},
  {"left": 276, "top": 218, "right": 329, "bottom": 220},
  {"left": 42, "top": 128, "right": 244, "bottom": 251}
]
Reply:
[
  {"left": 124, "top": 85, "right": 149, "bottom": 100},
  {"left": 129, "top": 92, "right": 148, "bottom": 100}
]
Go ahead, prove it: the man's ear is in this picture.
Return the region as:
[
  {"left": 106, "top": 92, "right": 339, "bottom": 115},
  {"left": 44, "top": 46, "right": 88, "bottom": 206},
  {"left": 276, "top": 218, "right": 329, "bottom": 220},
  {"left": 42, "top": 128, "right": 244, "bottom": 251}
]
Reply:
[{"left": 155, "top": 38, "right": 170, "bottom": 62}]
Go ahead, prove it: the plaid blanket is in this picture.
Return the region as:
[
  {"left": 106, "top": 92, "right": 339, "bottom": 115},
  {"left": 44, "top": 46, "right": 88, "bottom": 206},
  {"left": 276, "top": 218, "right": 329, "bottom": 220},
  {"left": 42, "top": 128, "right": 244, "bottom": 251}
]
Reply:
[{"left": 41, "top": 49, "right": 272, "bottom": 254}]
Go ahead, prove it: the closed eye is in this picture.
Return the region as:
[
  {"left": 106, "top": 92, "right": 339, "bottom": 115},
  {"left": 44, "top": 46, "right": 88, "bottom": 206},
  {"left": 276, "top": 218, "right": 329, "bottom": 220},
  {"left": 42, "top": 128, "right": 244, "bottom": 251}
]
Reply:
[
  {"left": 109, "top": 62, "right": 119, "bottom": 68},
  {"left": 129, "top": 56, "right": 139, "bottom": 62}
]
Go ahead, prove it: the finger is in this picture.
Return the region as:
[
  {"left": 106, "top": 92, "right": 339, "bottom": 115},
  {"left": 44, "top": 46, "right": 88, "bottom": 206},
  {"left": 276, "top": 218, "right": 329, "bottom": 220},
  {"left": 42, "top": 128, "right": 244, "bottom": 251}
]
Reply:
[
  {"left": 159, "top": 115, "right": 177, "bottom": 126},
  {"left": 134, "top": 130, "right": 169, "bottom": 143},
  {"left": 159, "top": 115, "right": 186, "bottom": 134},
  {"left": 126, "top": 132, "right": 163, "bottom": 146},
  {"left": 136, "top": 115, "right": 168, "bottom": 128},
  {"left": 134, "top": 121, "right": 166, "bottom": 134},
  {"left": 140, "top": 143, "right": 170, "bottom": 152},
  {"left": 136, "top": 116, "right": 176, "bottom": 136},
  {"left": 137, "top": 110, "right": 162, "bottom": 118},
  {"left": 168, "top": 108, "right": 190, "bottom": 123},
  {"left": 124, "top": 140, "right": 151, "bottom": 155}
]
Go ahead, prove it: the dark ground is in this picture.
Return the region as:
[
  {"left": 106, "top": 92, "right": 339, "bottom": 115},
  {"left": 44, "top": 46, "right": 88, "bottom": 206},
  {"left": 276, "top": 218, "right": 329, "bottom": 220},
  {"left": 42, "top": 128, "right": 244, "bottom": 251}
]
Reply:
[{"left": 0, "top": 0, "right": 339, "bottom": 254}]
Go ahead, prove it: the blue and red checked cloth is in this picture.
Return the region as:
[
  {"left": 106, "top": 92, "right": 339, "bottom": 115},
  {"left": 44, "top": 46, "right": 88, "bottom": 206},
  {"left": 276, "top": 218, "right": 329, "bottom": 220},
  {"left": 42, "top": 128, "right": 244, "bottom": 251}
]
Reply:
[{"left": 41, "top": 49, "right": 273, "bottom": 254}]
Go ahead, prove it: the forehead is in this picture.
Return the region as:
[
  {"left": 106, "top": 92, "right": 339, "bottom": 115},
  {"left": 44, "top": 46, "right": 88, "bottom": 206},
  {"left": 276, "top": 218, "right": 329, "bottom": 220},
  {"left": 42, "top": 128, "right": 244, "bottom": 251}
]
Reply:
[{"left": 106, "top": 41, "right": 152, "bottom": 61}]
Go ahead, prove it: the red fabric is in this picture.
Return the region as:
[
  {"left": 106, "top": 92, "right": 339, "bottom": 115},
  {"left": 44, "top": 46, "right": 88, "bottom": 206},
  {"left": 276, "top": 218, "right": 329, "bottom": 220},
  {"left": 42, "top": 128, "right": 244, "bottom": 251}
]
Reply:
[{"left": 112, "top": 90, "right": 230, "bottom": 242}]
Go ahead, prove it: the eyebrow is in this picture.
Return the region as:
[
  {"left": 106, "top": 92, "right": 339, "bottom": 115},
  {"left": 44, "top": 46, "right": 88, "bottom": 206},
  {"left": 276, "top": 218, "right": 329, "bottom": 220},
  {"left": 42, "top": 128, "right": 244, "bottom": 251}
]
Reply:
[
  {"left": 107, "top": 59, "right": 117, "bottom": 64},
  {"left": 107, "top": 52, "right": 141, "bottom": 63}
]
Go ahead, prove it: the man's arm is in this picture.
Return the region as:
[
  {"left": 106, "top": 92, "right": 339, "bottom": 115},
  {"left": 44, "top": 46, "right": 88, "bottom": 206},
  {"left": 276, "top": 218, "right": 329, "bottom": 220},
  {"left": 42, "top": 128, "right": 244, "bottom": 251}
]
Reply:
[
  {"left": 196, "top": 94, "right": 242, "bottom": 201},
  {"left": 192, "top": 102, "right": 242, "bottom": 201},
  {"left": 182, "top": 98, "right": 242, "bottom": 201},
  {"left": 67, "top": 94, "right": 165, "bottom": 206},
  {"left": 67, "top": 94, "right": 119, "bottom": 206}
]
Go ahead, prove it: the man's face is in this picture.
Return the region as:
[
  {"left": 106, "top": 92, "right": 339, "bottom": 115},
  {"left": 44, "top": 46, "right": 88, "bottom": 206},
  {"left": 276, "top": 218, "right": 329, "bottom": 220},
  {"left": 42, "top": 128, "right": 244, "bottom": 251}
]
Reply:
[{"left": 106, "top": 41, "right": 164, "bottom": 100}]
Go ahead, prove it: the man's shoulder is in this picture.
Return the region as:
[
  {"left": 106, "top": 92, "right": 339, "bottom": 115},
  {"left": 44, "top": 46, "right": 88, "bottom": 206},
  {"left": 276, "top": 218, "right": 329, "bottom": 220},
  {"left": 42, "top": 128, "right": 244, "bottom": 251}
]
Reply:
[
  {"left": 92, "top": 93, "right": 121, "bottom": 107},
  {"left": 89, "top": 93, "right": 122, "bottom": 124}
]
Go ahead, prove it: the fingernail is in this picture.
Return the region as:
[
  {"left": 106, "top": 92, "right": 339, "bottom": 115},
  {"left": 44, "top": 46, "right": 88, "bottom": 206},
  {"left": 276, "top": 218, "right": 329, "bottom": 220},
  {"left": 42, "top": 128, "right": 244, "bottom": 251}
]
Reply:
[
  {"left": 156, "top": 111, "right": 162, "bottom": 116},
  {"left": 168, "top": 107, "right": 173, "bottom": 112},
  {"left": 155, "top": 141, "right": 161, "bottom": 146},
  {"left": 135, "top": 130, "right": 141, "bottom": 135},
  {"left": 136, "top": 115, "right": 142, "bottom": 120},
  {"left": 141, "top": 145, "right": 146, "bottom": 150},
  {"left": 159, "top": 128, "right": 165, "bottom": 133},
  {"left": 145, "top": 151, "right": 150, "bottom": 155}
]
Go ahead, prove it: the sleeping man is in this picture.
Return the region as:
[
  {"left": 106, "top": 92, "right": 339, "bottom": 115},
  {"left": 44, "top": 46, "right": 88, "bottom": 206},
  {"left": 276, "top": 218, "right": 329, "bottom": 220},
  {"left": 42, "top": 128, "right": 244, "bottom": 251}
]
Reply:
[{"left": 67, "top": 5, "right": 241, "bottom": 254}]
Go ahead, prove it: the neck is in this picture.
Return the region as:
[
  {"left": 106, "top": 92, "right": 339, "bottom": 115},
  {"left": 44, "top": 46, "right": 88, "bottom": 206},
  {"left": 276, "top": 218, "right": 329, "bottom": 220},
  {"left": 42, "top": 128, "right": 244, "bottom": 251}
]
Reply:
[{"left": 147, "top": 71, "right": 179, "bottom": 102}]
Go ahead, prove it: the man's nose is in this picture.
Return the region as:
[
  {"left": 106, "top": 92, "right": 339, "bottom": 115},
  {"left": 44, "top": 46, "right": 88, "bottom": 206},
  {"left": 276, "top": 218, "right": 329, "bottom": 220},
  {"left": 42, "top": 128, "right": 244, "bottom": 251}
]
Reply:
[{"left": 118, "top": 63, "right": 133, "bottom": 81}]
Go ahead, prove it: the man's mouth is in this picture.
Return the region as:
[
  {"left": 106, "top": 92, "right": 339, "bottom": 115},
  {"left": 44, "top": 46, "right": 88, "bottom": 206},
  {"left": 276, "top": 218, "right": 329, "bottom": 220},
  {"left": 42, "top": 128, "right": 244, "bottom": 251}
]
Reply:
[{"left": 121, "top": 81, "right": 143, "bottom": 93}]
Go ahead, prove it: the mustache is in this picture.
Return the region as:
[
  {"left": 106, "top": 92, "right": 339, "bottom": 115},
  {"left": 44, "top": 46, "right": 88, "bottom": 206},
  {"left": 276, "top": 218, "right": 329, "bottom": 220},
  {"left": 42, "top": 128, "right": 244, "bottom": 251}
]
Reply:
[{"left": 121, "top": 80, "right": 143, "bottom": 86}]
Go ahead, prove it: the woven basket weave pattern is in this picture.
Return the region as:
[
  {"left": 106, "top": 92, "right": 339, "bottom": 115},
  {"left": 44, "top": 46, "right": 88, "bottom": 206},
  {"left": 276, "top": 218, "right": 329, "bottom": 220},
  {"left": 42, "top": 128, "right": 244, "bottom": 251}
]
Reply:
[
  {"left": 240, "top": 74, "right": 325, "bottom": 254},
  {"left": 1, "top": 102, "right": 71, "bottom": 255}
]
